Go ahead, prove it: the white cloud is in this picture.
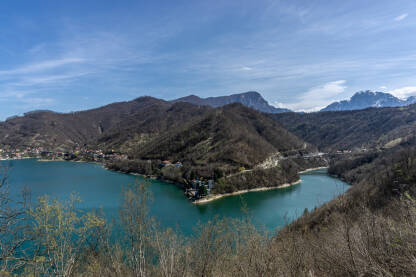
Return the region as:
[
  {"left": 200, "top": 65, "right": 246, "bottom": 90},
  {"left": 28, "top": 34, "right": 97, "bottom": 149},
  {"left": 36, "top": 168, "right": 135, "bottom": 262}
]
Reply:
[
  {"left": 272, "top": 102, "right": 287, "bottom": 109},
  {"left": 240, "top": 66, "right": 253, "bottom": 71},
  {"left": 394, "top": 13, "right": 408, "bottom": 21},
  {"left": 0, "top": 30, "right": 156, "bottom": 110},
  {"left": 0, "top": 58, "right": 85, "bottom": 76},
  {"left": 388, "top": 86, "right": 416, "bottom": 99},
  {"left": 19, "top": 72, "right": 91, "bottom": 86},
  {"left": 379, "top": 86, "right": 387, "bottom": 90},
  {"left": 278, "top": 80, "right": 347, "bottom": 112}
]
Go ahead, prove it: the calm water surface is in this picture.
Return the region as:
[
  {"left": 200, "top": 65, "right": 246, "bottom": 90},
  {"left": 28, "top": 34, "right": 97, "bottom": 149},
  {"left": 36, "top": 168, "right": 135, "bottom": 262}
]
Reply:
[{"left": 3, "top": 159, "right": 348, "bottom": 234}]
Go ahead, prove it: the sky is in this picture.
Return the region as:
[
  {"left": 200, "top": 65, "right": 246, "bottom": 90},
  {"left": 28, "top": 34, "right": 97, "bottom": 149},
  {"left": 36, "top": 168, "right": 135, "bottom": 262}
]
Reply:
[{"left": 1, "top": 0, "right": 416, "bottom": 119}]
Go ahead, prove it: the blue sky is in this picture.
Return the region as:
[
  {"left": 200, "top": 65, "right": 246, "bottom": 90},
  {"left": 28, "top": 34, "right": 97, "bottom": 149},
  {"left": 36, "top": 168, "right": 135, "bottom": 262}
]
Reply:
[{"left": 1, "top": 0, "right": 416, "bottom": 119}]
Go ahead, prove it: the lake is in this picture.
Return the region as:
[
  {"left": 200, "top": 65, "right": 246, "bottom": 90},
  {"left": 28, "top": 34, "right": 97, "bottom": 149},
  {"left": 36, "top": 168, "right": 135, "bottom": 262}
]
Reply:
[{"left": 3, "top": 159, "right": 348, "bottom": 234}]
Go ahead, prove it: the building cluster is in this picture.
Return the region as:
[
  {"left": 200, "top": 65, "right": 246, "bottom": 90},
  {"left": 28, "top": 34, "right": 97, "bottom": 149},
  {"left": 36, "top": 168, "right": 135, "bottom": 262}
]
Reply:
[
  {"left": 0, "top": 147, "right": 45, "bottom": 160},
  {"left": 159, "top": 159, "right": 215, "bottom": 200},
  {"left": 0, "top": 147, "right": 128, "bottom": 162},
  {"left": 160, "top": 160, "right": 183, "bottom": 167},
  {"left": 185, "top": 178, "right": 214, "bottom": 200}
]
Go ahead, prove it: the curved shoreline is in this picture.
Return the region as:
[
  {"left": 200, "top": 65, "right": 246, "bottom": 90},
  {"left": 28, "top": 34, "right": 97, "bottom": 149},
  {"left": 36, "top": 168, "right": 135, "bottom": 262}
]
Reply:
[
  {"left": 193, "top": 179, "right": 302, "bottom": 204},
  {"left": 298, "top": 166, "right": 328, "bottom": 174},
  {"left": 192, "top": 167, "right": 329, "bottom": 205},
  {"left": 31, "top": 159, "right": 329, "bottom": 205}
]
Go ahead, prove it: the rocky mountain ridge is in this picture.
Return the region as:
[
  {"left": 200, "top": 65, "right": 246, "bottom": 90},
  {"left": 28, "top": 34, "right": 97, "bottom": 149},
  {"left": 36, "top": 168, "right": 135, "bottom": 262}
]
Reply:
[
  {"left": 172, "top": 91, "right": 291, "bottom": 113},
  {"left": 321, "top": 90, "right": 416, "bottom": 111}
]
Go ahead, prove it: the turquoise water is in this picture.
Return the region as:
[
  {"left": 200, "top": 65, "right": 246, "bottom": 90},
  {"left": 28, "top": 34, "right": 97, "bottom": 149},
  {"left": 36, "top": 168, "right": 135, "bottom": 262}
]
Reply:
[{"left": 3, "top": 159, "right": 348, "bottom": 234}]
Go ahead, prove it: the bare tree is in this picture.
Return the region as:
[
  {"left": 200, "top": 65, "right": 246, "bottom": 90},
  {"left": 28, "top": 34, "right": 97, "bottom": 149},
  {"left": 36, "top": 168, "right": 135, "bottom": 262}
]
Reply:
[
  {"left": 0, "top": 165, "right": 30, "bottom": 274},
  {"left": 120, "top": 181, "right": 154, "bottom": 277}
]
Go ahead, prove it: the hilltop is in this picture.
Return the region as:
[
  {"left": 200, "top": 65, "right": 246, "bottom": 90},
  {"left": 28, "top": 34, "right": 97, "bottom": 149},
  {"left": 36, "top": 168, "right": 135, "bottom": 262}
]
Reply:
[{"left": 0, "top": 96, "right": 171, "bottom": 150}]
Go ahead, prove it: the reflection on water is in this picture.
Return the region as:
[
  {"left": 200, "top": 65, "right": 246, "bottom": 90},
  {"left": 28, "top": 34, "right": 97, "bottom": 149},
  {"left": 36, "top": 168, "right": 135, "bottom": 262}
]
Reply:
[{"left": 3, "top": 159, "right": 349, "bottom": 234}]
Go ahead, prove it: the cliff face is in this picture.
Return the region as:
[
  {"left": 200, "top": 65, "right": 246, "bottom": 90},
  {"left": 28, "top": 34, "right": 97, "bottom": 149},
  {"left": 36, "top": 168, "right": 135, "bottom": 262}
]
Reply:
[{"left": 172, "top": 91, "right": 291, "bottom": 113}]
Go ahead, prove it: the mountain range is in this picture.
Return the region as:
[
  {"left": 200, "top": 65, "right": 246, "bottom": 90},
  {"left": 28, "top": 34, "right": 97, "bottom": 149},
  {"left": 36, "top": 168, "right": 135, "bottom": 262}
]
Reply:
[
  {"left": 321, "top": 90, "right": 416, "bottom": 111},
  {"left": 4, "top": 90, "right": 416, "bottom": 154},
  {"left": 172, "top": 91, "right": 291, "bottom": 113}
]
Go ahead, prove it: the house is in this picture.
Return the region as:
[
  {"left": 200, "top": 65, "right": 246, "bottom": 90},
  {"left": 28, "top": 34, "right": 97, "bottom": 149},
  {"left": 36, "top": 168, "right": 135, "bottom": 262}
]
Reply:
[{"left": 161, "top": 160, "right": 172, "bottom": 167}]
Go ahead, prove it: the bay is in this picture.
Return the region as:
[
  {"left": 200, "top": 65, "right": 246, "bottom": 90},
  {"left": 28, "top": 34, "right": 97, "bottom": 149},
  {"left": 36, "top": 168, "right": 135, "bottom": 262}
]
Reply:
[{"left": 3, "top": 159, "right": 348, "bottom": 234}]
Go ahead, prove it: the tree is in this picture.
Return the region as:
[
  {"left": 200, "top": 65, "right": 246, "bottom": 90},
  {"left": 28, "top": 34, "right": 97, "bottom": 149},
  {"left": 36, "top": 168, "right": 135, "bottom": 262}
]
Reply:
[
  {"left": 29, "top": 193, "right": 105, "bottom": 277},
  {"left": 0, "top": 165, "right": 30, "bottom": 274},
  {"left": 213, "top": 168, "right": 223, "bottom": 180},
  {"left": 120, "top": 181, "right": 154, "bottom": 277},
  {"left": 198, "top": 185, "right": 208, "bottom": 197}
]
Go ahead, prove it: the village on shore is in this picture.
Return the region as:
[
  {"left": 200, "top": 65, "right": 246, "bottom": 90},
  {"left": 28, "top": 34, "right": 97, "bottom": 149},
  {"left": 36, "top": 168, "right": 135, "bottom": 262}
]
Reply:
[
  {"left": 0, "top": 146, "right": 216, "bottom": 201},
  {"left": 0, "top": 146, "right": 126, "bottom": 162}
]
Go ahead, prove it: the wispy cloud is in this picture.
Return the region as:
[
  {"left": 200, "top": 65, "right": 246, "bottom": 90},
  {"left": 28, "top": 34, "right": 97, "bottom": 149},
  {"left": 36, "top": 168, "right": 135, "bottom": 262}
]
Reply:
[
  {"left": 0, "top": 57, "right": 90, "bottom": 109},
  {"left": 276, "top": 80, "right": 347, "bottom": 112},
  {"left": 0, "top": 28, "right": 168, "bottom": 112},
  {"left": 0, "top": 58, "right": 85, "bottom": 76},
  {"left": 1, "top": 0, "right": 416, "bottom": 118},
  {"left": 394, "top": 13, "right": 408, "bottom": 21}
]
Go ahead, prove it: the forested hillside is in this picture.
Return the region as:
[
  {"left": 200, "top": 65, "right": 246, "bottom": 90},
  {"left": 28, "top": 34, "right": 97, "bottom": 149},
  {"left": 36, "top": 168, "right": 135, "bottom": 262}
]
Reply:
[
  {"left": 130, "top": 104, "right": 308, "bottom": 167},
  {"left": 0, "top": 97, "right": 318, "bottom": 193},
  {"left": 0, "top": 97, "right": 171, "bottom": 149},
  {"left": 273, "top": 104, "right": 416, "bottom": 151}
]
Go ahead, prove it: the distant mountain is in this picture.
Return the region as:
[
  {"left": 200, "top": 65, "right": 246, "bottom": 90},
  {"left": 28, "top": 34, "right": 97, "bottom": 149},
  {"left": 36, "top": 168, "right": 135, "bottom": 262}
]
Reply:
[
  {"left": 172, "top": 91, "right": 291, "bottom": 113},
  {"left": 321, "top": 90, "right": 416, "bottom": 111}
]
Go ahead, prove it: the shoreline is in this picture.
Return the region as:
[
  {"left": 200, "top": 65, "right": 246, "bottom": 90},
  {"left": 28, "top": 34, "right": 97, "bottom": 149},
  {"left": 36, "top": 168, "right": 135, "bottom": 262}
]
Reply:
[
  {"left": 37, "top": 158, "right": 65, "bottom": 162},
  {"left": 193, "top": 179, "right": 302, "bottom": 204},
  {"left": 193, "top": 167, "right": 329, "bottom": 205},
  {"left": 298, "top": 166, "right": 328, "bottom": 174},
  {"left": 37, "top": 158, "right": 101, "bottom": 165},
  {"left": 0, "top": 157, "right": 33, "bottom": 161},
  {"left": 32, "top": 158, "right": 329, "bottom": 205}
]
